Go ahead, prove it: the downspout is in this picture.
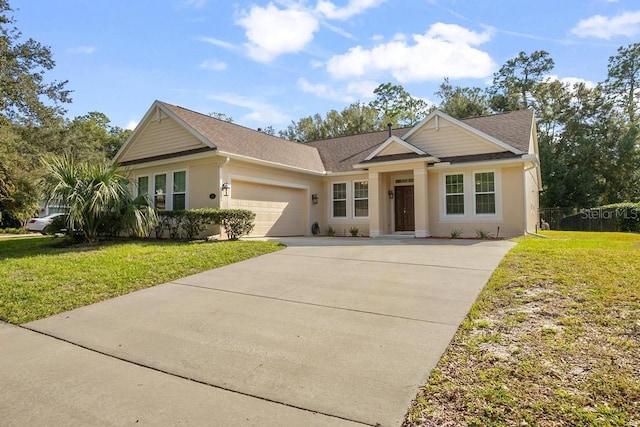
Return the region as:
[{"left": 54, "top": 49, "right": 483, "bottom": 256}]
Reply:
[
  {"left": 219, "top": 157, "right": 230, "bottom": 209},
  {"left": 523, "top": 163, "right": 537, "bottom": 235}
]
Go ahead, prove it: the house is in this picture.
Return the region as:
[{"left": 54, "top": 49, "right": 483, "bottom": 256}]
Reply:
[{"left": 113, "top": 101, "right": 541, "bottom": 238}]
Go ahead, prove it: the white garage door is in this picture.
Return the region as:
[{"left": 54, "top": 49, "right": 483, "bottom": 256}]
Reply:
[{"left": 230, "top": 181, "right": 306, "bottom": 237}]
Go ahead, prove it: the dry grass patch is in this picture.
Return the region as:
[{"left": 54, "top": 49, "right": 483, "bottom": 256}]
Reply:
[{"left": 404, "top": 231, "right": 640, "bottom": 426}]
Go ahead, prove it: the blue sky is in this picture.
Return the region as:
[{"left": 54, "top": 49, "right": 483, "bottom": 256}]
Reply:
[{"left": 14, "top": 0, "right": 640, "bottom": 132}]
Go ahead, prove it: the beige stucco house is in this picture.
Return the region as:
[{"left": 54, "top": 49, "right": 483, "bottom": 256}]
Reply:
[{"left": 113, "top": 101, "right": 541, "bottom": 238}]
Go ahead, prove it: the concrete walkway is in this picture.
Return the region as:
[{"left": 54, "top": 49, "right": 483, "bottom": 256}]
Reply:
[{"left": 1, "top": 237, "right": 514, "bottom": 426}]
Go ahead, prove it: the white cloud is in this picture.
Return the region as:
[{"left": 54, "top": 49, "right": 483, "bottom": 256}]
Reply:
[
  {"left": 321, "top": 21, "right": 356, "bottom": 40},
  {"left": 200, "top": 59, "right": 227, "bottom": 71},
  {"left": 67, "top": 46, "right": 96, "bottom": 55},
  {"left": 298, "top": 78, "right": 355, "bottom": 102},
  {"left": 125, "top": 120, "right": 139, "bottom": 131},
  {"left": 297, "top": 78, "right": 380, "bottom": 103},
  {"left": 207, "top": 93, "right": 291, "bottom": 124},
  {"left": 326, "top": 23, "right": 496, "bottom": 83},
  {"left": 345, "top": 80, "right": 380, "bottom": 100},
  {"left": 571, "top": 11, "right": 640, "bottom": 39},
  {"left": 197, "top": 36, "right": 237, "bottom": 51},
  {"left": 316, "top": 0, "right": 387, "bottom": 20},
  {"left": 237, "top": 3, "right": 319, "bottom": 63},
  {"left": 182, "top": 0, "right": 206, "bottom": 8}
]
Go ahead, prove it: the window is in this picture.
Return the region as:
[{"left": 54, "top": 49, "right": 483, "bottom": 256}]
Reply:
[
  {"left": 154, "top": 174, "right": 166, "bottom": 210},
  {"left": 475, "top": 172, "right": 496, "bottom": 214},
  {"left": 137, "top": 176, "right": 149, "bottom": 199},
  {"left": 445, "top": 174, "right": 465, "bottom": 215},
  {"left": 354, "top": 181, "right": 369, "bottom": 217},
  {"left": 173, "top": 171, "right": 186, "bottom": 210},
  {"left": 332, "top": 182, "right": 347, "bottom": 217}
]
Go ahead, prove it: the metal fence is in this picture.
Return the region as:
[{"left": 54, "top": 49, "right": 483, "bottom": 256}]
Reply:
[{"left": 539, "top": 207, "right": 638, "bottom": 232}]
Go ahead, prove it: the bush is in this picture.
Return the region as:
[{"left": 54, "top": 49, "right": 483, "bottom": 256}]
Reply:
[
  {"left": 349, "top": 227, "right": 359, "bottom": 237},
  {"left": 450, "top": 229, "right": 463, "bottom": 239},
  {"left": 183, "top": 208, "right": 219, "bottom": 239},
  {"left": 326, "top": 226, "right": 335, "bottom": 237},
  {"left": 0, "top": 227, "right": 28, "bottom": 234},
  {"left": 44, "top": 214, "right": 69, "bottom": 235},
  {"left": 154, "top": 209, "right": 218, "bottom": 240},
  {"left": 97, "top": 212, "right": 125, "bottom": 238},
  {"left": 475, "top": 229, "right": 492, "bottom": 239},
  {"left": 212, "top": 209, "right": 255, "bottom": 241}
]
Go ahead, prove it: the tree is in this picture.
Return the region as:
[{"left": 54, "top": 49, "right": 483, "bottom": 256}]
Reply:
[
  {"left": 257, "top": 125, "right": 276, "bottom": 136},
  {"left": 435, "top": 78, "right": 490, "bottom": 119},
  {"left": 40, "top": 155, "right": 156, "bottom": 242},
  {"left": 605, "top": 43, "right": 640, "bottom": 124},
  {"left": 0, "top": 0, "right": 72, "bottom": 225},
  {"left": 64, "top": 112, "right": 131, "bottom": 161},
  {"left": 209, "top": 112, "right": 234, "bottom": 123},
  {"left": 369, "top": 83, "right": 431, "bottom": 127},
  {"left": 0, "top": 123, "right": 40, "bottom": 224},
  {"left": 279, "top": 102, "right": 379, "bottom": 142},
  {"left": 488, "top": 50, "right": 554, "bottom": 112},
  {"left": 0, "top": 0, "right": 71, "bottom": 124}
]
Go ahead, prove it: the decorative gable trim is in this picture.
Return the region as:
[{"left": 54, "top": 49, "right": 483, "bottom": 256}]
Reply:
[
  {"left": 112, "top": 100, "right": 216, "bottom": 164},
  {"left": 402, "top": 110, "right": 525, "bottom": 155},
  {"left": 364, "top": 136, "right": 426, "bottom": 161}
]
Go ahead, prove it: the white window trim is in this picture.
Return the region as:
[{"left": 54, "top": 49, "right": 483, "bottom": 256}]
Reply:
[
  {"left": 444, "top": 173, "right": 465, "bottom": 217},
  {"left": 153, "top": 173, "right": 168, "bottom": 210},
  {"left": 331, "top": 181, "right": 348, "bottom": 219},
  {"left": 172, "top": 169, "right": 188, "bottom": 210},
  {"left": 136, "top": 175, "right": 150, "bottom": 199},
  {"left": 353, "top": 180, "right": 370, "bottom": 219},
  {"left": 439, "top": 170, "right": 502, "bottom": 222},
  {"left": 150, "top": 168, "right": 189, "bottom": 211},
  {"left": 473, "top": 170, "right": 497, "bottom": 216}
]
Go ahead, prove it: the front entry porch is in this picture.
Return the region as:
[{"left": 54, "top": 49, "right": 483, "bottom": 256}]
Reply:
[{"left": 367, "top": 163, "right": 431, "bottom": 238}]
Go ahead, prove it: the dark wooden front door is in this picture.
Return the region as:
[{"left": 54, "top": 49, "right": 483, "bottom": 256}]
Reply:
[{"left": 394, "top": 186, "right": 415, "bottom": 232}]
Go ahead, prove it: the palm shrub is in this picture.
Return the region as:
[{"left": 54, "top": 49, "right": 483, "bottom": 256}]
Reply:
[{"left": 40, "top": 155, "right": 157, "bottom": 242}]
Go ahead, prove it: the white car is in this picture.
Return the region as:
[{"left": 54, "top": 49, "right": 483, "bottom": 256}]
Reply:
[{"left": 25, "top": 213, "right": 66, "bottom": 234}]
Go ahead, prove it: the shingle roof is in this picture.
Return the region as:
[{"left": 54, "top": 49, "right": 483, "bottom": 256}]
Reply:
[
  {"left": 358, "top": 152, "right": 435, "bottom": 165},
  {"left": 306, "top": 128, "right": 411, "bottom": 173},
  {"left": 160, "top": 102, "right": 325, "bottom": 173},
  {"left": 147, "top": 102, "right": 533, "bottom": 173},
  {"left": 460, "top": 109, "right": 533, "bottom": 153},
  {"left": 439, "top": 151, "right": 520, "bottom": 164},
  {"left": 307, "top": 109, "right": 534, "bottom": 172}
]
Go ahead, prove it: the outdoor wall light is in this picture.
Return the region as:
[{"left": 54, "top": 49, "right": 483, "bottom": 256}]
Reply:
[
  {"left": 221, "top": 182, "right": 231, "bottom": 196},
  {"left": 311, "top": 193, "right": 319, "bottom": 204},
  {"left": 388, "top": 190, "right": 394, "bottom": 199}
]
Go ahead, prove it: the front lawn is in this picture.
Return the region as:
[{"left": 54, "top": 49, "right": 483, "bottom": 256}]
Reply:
[
  {"left": 0, "top": 237, "right": 283, "bottom": 324},
  {"left": 405, "top": 231, "right": 640, "bottom": 426}
]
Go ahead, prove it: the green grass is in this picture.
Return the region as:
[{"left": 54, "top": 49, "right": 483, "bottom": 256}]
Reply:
[
  {"left": 404, "top": 231, "right": 640, "bottom": 426},
  {"left": 0, "top": 237, "right": 283, "bottom": 324}
]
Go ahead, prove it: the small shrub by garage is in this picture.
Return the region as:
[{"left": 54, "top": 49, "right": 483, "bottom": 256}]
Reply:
[
  {"left": 211, "top": 209, "right": 255, "bottom": 240},
  {"left": 155, "top": 208, "right": 254, "bottom": 240}
]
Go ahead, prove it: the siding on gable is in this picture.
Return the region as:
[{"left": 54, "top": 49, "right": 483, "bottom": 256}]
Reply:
[
  {"left": 377, "top": 142, "right": 413, "bottom": 157},
  {"left": 406, "top": 119, "right": 505, "bottom": 158},
  {"left": 119, "top": 115, "right": 208, "bottom": 163}
]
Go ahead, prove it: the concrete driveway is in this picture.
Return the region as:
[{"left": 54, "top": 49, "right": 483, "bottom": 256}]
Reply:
[{"left": 1, "top": 237, "right": 514, "bottom": 426}]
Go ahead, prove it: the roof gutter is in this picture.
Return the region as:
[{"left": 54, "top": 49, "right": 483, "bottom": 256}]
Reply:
[
  {"left": 353, "top": 156, "right": 440, "bottom": 169},
  {"left": 431, "top": 156, "right": 533, "bottom": 170},
  {"left": 218, "top": 151, "right": 327, "bottom": 176}
]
